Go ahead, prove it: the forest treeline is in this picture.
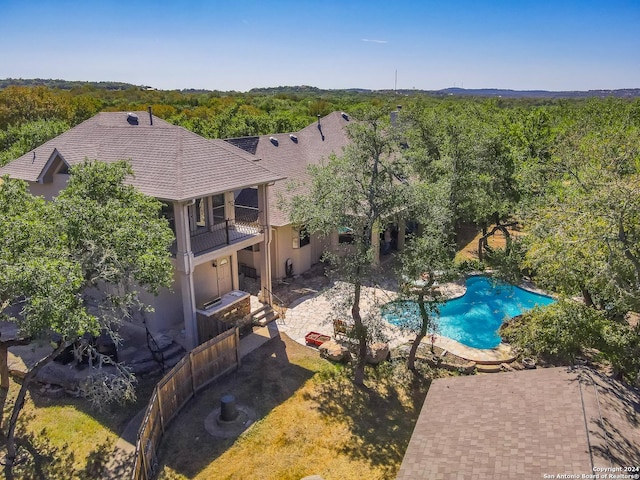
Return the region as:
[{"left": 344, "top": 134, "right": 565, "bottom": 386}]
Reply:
[
  {"left": 2, "top": 81, "right": 639, "bottom": 166},
  {"left": 0, "top": 83, "right": 396, "bottom": 164}
]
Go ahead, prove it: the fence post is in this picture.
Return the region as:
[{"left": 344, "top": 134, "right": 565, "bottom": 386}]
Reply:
[
  {"left": 235, "top": 327, "right": 241, "bottom": 368},
  {"left": 156, "top": 387, "right": 165, "bottom": 435},
  {"left": 189, "top": 350, "right": 197, "bottom": 397},
  {"left": 141, "top": 439, "right": 150, "bottom": 480}
]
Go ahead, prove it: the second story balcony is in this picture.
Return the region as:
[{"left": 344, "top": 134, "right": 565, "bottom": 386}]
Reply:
[{"left": 170, "top": 204, "right": 262, "bottom": 257}]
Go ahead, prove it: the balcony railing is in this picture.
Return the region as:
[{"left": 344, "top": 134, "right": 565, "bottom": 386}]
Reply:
[{"left": 171, "top": 206, "right": 262, "bottom": 257}]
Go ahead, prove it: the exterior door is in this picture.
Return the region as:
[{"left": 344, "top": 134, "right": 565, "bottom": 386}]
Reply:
[{"left": 216, "top": 256, "right": 233, "bottom": 295}]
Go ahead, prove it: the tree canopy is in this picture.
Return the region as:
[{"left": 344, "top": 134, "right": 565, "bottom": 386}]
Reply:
[{"left": 0, "top": 160, "right": 174, "bottom": 478}]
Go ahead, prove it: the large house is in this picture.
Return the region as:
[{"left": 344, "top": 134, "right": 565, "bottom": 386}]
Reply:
[
  {"left": 1, "top": 109, "right": 404, "bottom": 350},
  {"left": 0, "top": 110, "right": 283, "bottom": 349}
]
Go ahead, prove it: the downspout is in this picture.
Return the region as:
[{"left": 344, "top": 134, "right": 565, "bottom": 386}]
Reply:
[
  {"left": 267, "top": 225, "right": 274, "bottom": 292},
  {"left": 272, "top": 227, "right": 279, "bottom": 280}
]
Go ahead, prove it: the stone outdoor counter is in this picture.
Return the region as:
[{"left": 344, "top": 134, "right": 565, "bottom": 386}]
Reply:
[{"left": 196, "top": 290, "right": 250, "bottom": 344}]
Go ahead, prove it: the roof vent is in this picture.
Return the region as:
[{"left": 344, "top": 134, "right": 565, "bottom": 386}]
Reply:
[
  {"left": 289, "top": 134, "right": 298, "bottom": 143},
  {"left": 341, "top": 112, "right": 349, "bottom": 121},
  {"left": 127, "top": 112, "right": 139, "bottom": 125},
  {"left": 269, "top": 136, "right": 279, "bottom": 146}
]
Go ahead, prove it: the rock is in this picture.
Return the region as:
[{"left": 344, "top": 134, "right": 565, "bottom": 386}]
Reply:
[
  {"left": 319, "top": 340, "right": 350, "bottom": 362},
  {"left": 40, "top": 384, "right": 65, "bottom": 398},
  {"left": 366, "top": 343, "right": 390, "bottom": 365},
  {"left": 501, "top": 362, "right": 515, "bottom": 372},
  {"left": 35, "top": 362, "right": 81, "bottom": 390},
  {"left": 459, "top": 361, "right": 477, "bottom": 374}
]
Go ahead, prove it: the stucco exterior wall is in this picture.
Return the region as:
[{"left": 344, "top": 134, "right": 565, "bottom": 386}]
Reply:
[
  {"left": 138, "top": 269, "right": 184, "bottom": 333},
  {"left": 28, "top": 175, "right": 69, "bottom": 200},
  {"left": 270, "top": 225, "right": 329, "bottom": 279},
  {"left": 191, "top": 256, "right": 234, "bottom": 307},
  {"left": 237, "top": 247, "right": 261, "bottom": 277}
]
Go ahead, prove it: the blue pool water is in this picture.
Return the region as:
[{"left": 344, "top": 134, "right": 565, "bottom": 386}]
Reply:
[{"left": 384, "top": 276, "right": 555, "bottom": 349}]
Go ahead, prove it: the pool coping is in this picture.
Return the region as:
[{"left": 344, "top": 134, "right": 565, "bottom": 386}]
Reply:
[
  {"left": 416, "top": 271, "right": 555, "bottom": 364},
  {"left": 423, "top": 334, "right": 516, "bottom": 364}
]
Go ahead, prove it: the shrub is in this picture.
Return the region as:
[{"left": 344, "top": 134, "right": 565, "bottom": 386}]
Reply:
[{"left": 501, "top": 299, "right": 606, "bottom": 363}]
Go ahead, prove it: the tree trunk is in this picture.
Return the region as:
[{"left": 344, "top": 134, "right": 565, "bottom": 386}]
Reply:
[
  {"left": 478, "top": 237, "right": 486, "bottom": 262},
  {"left": 408, "top": 290, "right": 431, "bottom": 372},
  {"left": 0, "top": 337, "right": 32, "bottom": 389},
  {"left": 581, "top": 287, "right": 594, "bottom": 308},
  {"left": 0, "top": 345, "right": 7, "bottom": 390},
  {"left": 4, "top": 342, "right": 67, "bottom": 480},
  {"left": 478, "top": 223, "right": 513, "bottom": 262},
  {"left": 406, "top": 336, "right": 423, "bottom": 372},
  {"left": 351, "top": 282, "right": 367, "bottom": 386}
]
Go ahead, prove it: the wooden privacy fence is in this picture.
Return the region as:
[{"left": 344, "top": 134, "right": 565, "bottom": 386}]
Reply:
[{"left": 131, "top": 328, "right": 240, "bottom": 480}]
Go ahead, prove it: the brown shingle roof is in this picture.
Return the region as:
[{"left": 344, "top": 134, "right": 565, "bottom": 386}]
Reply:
[
  {"left": 0, "top": 111, "right": 282, "bottom": 201},
  {"left": 397, "top": 366, "right": 640, "bottom": 479},
  {"left": 226, "top": 111, "right": 351, "bottom": 226}
]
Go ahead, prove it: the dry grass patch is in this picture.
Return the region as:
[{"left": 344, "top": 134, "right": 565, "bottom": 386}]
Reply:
[
  {"left": 0, "top": 373, "right": 157, "bottom": 477},
  {"left": 157, "top": 335, "right": 431, "bottom": 480},
  {"left": 455, "top": 223, "right": 522, "bottom": 262}
]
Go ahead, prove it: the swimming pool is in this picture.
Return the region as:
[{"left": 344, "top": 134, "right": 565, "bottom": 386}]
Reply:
[{"left": 384, "top": 276, "right": 555, "bottom": 349}]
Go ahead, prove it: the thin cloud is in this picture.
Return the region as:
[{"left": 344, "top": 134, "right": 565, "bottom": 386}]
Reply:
[{"left": 361, "top": 38, "right": 388, "bottom": 44}]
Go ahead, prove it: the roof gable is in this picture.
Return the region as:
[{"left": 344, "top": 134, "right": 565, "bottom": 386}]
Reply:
[{"left": 39, "top": 148, "right": 69, "bottom": 183}]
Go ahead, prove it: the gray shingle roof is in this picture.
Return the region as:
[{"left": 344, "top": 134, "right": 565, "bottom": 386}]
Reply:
[
  {"left": 0, "top": 111, "right": 283, "bottom": 201},
  {"left": 226, "top": 111, "right": 351, "bottom": 226}
]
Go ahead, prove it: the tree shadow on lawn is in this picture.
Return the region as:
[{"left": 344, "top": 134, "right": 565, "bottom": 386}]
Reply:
[
  {"left": 0, "top": 409, "right": 135, "bottom": 480},
  {"left": 1, "top": 370, "right": 158, "bottom": 479},
  {"left": 304, "top": 362, "right": 431, "bottom": 477},
  {"left": 16, "top": 369, "right": 158, "bottom": 435},
  {"left": 156, "top": 334, "right": 318, "bottom": 478}
]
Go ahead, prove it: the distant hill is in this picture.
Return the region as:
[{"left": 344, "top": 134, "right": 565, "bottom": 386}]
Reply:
[
  {"left": 246, "top": 85, "right": 640, "bottom": 99},
  {"left": 1, "top": 78, "right": 639, "bottom": 98},
  {"left": 429, "top": 87, "right": 640, "bottom": 99},
  {"left": 0, "top": 78, "right": 149, "bottom": 90}
]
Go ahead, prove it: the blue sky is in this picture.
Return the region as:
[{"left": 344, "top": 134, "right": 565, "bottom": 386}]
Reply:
[{"left": 1, "top": 0, "right": 638, "bottom": 91}]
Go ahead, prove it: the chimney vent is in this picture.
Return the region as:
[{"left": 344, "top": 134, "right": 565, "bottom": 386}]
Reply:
[
  {"left": 148, "top": 106, "right": 153, "bottom": 126},
  {"left": 126, "top": 112, "right": 139, "bottom": 125}
]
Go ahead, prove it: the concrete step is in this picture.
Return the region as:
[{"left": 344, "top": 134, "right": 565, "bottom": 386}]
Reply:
[
  {"left": 476, "top": 364, "right": 503, "bottom": 373},
  {"left": 252, "top": 305, "right": 280, "bottom": 327},
  {"left": 127, "top": 340, "right": 186, "bottom": 376}
]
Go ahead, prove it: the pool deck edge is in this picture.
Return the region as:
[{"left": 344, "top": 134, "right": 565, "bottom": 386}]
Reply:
[{"left": 423, "top": 334, "right": 517, "bottom": 365}]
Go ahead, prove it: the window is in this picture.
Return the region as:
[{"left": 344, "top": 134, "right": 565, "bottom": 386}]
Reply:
[
  {"left": 299, "top": 227, "right": 310, "bottom": 247},
  {"left": 212, "top": 194, "right": 225, "bottom": 223},
  {"left": 161, "top": 203, "right": 175, "bottom": 234},
  {"left": 189, "top": 198, "right": 209, "bottom": 233},
  {"left": 292, "top": 226, "right": 310, "bottom": 248},
  {"left": 338, "top": 227, "right": 354, "bottom": 244},
  {"left": 195, "top": 199, "right": 207, "bottom": 227}
]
